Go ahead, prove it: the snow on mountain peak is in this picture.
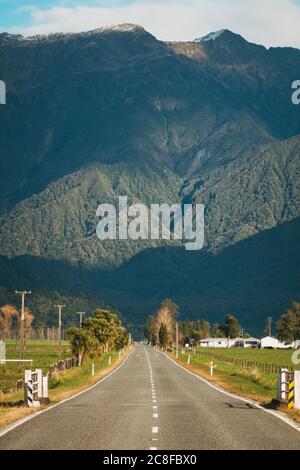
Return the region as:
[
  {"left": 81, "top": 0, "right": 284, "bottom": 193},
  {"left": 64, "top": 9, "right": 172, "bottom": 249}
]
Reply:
[{"left": 194, "top": 29, "right": 227, "bottom": 43}]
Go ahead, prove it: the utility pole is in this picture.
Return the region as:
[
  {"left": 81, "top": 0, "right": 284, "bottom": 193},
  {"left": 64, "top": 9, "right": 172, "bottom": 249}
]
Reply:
[
  {"left": 54, "top": 304, "right": 65, "bottom": 355},
  {"left": 77, "top": 312, "right": 85, "bottom": 327},
  {"left": 176, "top": 321, "right": 179, "bottom": 359},
  {"left": 15, "top": 291, "right": 31, "bottom": 364}
]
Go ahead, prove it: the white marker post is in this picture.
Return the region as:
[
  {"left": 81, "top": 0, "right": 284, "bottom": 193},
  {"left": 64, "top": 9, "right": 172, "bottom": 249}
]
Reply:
[
  {"left": 210, "top": 361, "right": 214, "bottom": 376},
  {"left": 109, "top": 356, "right": 112, "bottom": 366},
  {"left": 92, "top": 363, "right": 95, "bottom": 376},
  {"left": 42, "top": 376, "right": 48, "bottom": 399},
  {"left": 0, "top": 80, "right": 6, "bottom": 105},
  {"left": 187, "top": 354, "right": 191, "bottom": 365}
]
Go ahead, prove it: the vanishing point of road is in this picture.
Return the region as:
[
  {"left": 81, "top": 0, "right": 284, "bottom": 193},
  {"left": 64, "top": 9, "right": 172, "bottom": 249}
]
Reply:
[{"left": 1, "top": 344, "right": 300, "bottom": 450}]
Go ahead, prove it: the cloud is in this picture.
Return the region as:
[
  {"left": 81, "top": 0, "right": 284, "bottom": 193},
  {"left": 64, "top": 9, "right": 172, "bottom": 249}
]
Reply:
[{"left": 4, "top": 0, "right": 300, "bottom": 49}]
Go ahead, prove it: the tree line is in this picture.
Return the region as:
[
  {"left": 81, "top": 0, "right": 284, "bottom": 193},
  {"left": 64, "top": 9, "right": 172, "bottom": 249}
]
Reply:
[
  {"left": 0, "top": 303, "right": 129, "bottom": 364},
  {"left": 144, "top": 299, "right": 242, "bottom": 347},
  {"left": 145, "top": 300, "right": 300, "bottom": 346}
]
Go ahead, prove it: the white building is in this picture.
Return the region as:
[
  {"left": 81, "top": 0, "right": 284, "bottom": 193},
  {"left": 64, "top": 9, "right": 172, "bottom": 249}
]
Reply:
[
  {"left": 235, "top": 337, "right": 261, "bottom": 348},
  {"left": 199, "top": 336, "right": 298, "bottom": 349},
  {"left": 199, "top": 338, "right": 233, "bottom": 348},
  {"left": 261, "top": 336, "right": 293, "bottom": 349}
]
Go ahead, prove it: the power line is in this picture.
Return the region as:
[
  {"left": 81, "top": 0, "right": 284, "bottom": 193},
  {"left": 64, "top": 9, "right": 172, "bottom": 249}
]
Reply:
[
  {"left": 77, "top": 312, "right": 85, "bottom": 327},
  {"left": 54, "top": 304, "right": 66, "bottom": 355},
  {"left": 15, "top": 290, "right": 31, "bottom": 364}
]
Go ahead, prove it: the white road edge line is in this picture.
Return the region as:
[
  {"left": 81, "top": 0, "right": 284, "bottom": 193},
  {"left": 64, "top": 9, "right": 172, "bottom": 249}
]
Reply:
[
  {"left": 0, "top": 349, "right": 133, "bottom": 439},
  {"left": 161, "top": 350, "right": 300, "bottom": 433}
]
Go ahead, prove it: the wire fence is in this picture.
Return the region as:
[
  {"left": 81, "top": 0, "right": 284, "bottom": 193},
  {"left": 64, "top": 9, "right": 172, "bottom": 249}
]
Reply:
[
  {"left": 193, "top": 349, "right": 294, "bottom": 374},
  {"left": 0, "top": 356, "right": 78, "bottom": 395},
  {"left": 0, "top": 327, "right": 68, "bottom": 341}
]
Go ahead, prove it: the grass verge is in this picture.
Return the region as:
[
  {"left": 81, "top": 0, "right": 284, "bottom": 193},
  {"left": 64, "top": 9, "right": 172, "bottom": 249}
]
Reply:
[
  {"left": 0, "top": 347, "right": 132, "bottom": 431},
  {"left": 165, "top": 349, "right": 300, "bottom": 424}
]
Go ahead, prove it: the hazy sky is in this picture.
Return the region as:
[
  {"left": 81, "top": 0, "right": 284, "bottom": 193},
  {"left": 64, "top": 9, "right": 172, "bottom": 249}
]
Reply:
[{"left": 0, "top": 0, "right": 300, "bottom": 48}]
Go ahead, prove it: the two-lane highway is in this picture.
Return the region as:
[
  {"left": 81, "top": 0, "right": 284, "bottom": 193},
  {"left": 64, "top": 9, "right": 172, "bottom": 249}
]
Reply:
[{"left": 1, "top": 344, "right": 300, "bottom": 450}]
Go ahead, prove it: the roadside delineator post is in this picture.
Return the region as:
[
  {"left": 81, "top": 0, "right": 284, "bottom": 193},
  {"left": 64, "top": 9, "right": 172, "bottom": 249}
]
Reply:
[
  {"left": 288, "top": 377, "right": 295, "bottom": 410},
  {"left": 295, "top": 371, "right": 300, "bottom": 410},
  {"left": 277, "top": 368, "right": 290, "bottom": 402},
  {"left": 42, "top": 376, "right": 48, "bottom": 399},
  {"left": 210, "top": 361, "right": 214, "bottom": 377},
  {"left": 187, "top": 354, "right": 191, "bottom": 366},
  {"left": 24, "top": 369, "right": 48, "bottom": 407},
  {"left": 109, "top": 356, "right": 112, "bottom": 366},
  {"left": 277, "top": 368, "right": 297, "bottom": 409},
  {"left": 92, "top": 363, "right": 95, "bottom": 376}
]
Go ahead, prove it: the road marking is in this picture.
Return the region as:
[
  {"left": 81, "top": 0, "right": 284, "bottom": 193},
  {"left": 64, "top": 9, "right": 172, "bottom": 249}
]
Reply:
[
  {"left": 0, "top": 349, "right": 133, "bottom": 439},
  {"left": 144, "top": 346, "right": 160, "bottom": 450},
  {"left": 162, "top": 350, "right": 300, "bottom": 434}
]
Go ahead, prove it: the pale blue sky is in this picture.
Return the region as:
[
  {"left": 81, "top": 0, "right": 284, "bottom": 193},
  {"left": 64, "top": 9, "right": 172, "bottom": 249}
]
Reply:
[{"left": 0, "top": 0, "right": 299, "bottom": 48}]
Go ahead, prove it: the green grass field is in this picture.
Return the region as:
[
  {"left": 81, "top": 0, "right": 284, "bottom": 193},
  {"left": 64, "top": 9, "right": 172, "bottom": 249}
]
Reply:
[
  {"left": 0, "top": 340, "right": 72, "bottom": 391},
  {"left": 173, "top": 347, "right": 300, "bottom": 403},
  {"left": 0, "top": 339, "right": 127, "bottom": 430},
  {"left": 196, "top": 347, "right": 299, "bottom": 368}
]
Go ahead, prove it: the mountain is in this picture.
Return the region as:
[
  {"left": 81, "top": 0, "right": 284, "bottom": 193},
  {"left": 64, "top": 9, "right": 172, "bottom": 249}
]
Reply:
[
  {"left": 0, "top": 25, "right": 299, "bottom": 331},
  {"left": 0, "top": 216, "right": 299, "bottom": 334}
]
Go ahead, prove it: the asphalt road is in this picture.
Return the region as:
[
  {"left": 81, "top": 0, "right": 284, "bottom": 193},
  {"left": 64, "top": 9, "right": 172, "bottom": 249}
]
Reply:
[{"left": 1, "top": 344, "right": 300, "bottom": 450}]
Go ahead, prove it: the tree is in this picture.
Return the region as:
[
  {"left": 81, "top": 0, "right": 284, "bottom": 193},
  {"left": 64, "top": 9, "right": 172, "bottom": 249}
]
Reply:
[
  {"left": 222, "top": 314, "right": 240, "bottom": 339},
  {"left": 67, "top": 327, "right": 97, "bottom": 365},
  {"left": 159, "top": 323, "right": 168, "bottom": 348},
  {"left": 145, "top": 315, "right": 156, "bottom": 345},
  {"left": 277, "top": 302, "right": 300, "bottom": 343},
  {"left": 212, "top": 323, "right": 226, "bottom": 338},
  {"left": 155, "top": 299, "right": 179, "bottom": 346},
  {"left": 67, "top": 308, "right": 128, "bottom": 365},
  {"left": 23, "top": 307, "right": 34, "bottom": 340},
  {"left": 179, "top": 319, "right": 211, "bottom": 344},
  {"left": 0, "top": 304, "right": 17, "bottom": 340},
  {"left": 84, "top": 309, "right": 121, "bottom": 353},
  {"left": 264, "top": 316, "right": 273, "bottom": 337},
  {"left": 115, "top": 327, "right": 129, "bottom": 350}
]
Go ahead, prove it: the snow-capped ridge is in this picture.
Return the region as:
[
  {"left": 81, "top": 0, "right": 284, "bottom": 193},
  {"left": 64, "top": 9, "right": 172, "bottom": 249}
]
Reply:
[{"left": 194, "top": 29, "right": 229, "bottom": 43}]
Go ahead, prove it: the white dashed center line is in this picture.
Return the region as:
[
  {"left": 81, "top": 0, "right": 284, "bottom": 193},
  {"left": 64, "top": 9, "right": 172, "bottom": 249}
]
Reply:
[{"left": 144, "top": 346, "right": 159, "bottom": 451}]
